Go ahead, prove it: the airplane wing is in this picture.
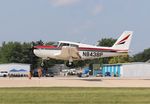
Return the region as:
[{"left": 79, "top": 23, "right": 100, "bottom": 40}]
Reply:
[{"left": 54, "top": 46, "right": 81, "bottom": 60}]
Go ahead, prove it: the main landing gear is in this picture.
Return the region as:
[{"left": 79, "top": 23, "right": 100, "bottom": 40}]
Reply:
[
  {"left": 66, "top": 61, "right": 75, "bottom": 68},
  {"left": 66, "top": 57, "right": 75, "bottom": 67}
]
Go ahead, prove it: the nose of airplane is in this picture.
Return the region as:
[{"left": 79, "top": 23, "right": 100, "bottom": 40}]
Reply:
[
  {"left": 33, "top": 49, "right": 40, "bottom": 57},
  {"left": 32, "top": 45, "right": 57, "bottom": 59}
]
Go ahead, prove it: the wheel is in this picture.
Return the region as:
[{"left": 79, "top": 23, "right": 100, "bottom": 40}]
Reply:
[{"left": 66, "top": 61, "right": 75, "bottom": 68}]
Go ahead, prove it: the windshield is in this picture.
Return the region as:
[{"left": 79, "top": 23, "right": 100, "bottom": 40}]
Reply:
[
  {"left": 58, "top": 42, "right": 79, "bottom": 48},
  {"left": 52, "top": 42, "right": 59, "bottom": 47},
  {"left": 58, "top": 43, "right": 69, "bottom": 47},
  {"left": 45, "top": 42, "right": 59, "bottom": 47}
]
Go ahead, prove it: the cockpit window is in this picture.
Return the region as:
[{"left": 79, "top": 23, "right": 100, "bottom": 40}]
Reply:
[
  {"left": 70, "top": 44, "right": 78, "bottom": 48},
  {"left": 58, "top": 42, "right": 79, "bottom": 48},
  {"left": 52, "top": 42, "right": 59, "bottom": 47},
  {"left": 45, "top": 42, "right": 58, "bottom": 47},
  {"left": 59, "top": 43, "right": 69, "bottom": 47}
]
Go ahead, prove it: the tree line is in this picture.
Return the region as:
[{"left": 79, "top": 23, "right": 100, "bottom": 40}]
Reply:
[{"left": 0, "top": 39, "right": 149, "bottom": 69}]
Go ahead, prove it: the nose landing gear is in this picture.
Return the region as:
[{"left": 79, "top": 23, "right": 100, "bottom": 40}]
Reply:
[{"left": 41, "top": 59, "right": 44, "bottom": 67}]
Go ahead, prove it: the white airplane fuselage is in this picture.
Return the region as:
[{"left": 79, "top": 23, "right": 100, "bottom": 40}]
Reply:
[
  {"left": 33, "top": 31, "right": 133, "bottom": 63},
  {"left": 33, "top": 42, "right": 127, "bottom": 61}
]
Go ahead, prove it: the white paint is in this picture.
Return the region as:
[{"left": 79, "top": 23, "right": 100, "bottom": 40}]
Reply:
[
  {"left": 122, "top": 63, "right": 150, "bottom": 77},
  {"left": 0, "top": 63, "right": 30, "bottom": 75}
]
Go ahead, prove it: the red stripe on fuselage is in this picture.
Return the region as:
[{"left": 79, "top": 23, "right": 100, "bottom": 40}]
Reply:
[
  {"left": 34, "top": 45, "right": 128, "bottom": 52},
  {"left": 79, "top": 47, "right": 128, "bottom": 52},
  {"left": 34, "top": 45, "right": 57, "bottom": 49}
]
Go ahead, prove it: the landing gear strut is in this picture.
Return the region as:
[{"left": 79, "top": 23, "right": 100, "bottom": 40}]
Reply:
[
  {"left": 41, "top": 59, "right": 44, "bottom": 67},
  {"left": 66, "top": 57, "right": 75, "bottom": 67},
  {"left": 66, "top": 61, "right": 74, "bottom": 68}
]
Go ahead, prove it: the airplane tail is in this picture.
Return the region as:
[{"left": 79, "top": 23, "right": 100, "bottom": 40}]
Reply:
[{"left": 112, "top": 31, "right": 133, "bottom": 51}]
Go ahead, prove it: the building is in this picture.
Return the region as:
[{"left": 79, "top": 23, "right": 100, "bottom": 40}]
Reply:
[
  {"left": 0, "top": 63, "right": 30, "bottom": 77},
  {"left": 102, "top": 64, "right": 121, "bottom": 77},
  {"left": 101, "top": 63, "right": 150, "bottom": 77}
]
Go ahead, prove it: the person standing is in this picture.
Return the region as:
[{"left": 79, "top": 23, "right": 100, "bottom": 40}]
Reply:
[
  {"left": 37, "top": 67, "right": 43, "bottom": 78},
  {"left": 28, "top": 70, "right": 32, "bottom": 79}
]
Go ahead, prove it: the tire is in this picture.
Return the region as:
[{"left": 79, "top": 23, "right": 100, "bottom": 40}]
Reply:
[{"left": 66, "top": 61, "right": 75, "bottom": 68}]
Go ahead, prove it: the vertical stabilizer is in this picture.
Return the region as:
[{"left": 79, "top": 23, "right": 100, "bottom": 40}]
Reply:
[{"left": 112, "top": 31, "right": 133, "bottom": 51}]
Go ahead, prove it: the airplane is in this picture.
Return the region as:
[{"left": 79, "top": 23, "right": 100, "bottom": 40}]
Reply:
[{"left": 33, "top": 31, "right": 133, "bottom": 67}]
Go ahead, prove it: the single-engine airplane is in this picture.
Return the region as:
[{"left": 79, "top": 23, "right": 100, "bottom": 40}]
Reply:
[{"left": 33, "top": 31, "right": 133, "bottom": 67}]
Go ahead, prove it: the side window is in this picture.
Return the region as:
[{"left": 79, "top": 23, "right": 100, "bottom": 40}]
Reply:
[
  {"left": 70, "top": 44, "right": 79, "bottom": 48},
  {"left": 59, "top": 43, "right": 69, "bottom": 47}
]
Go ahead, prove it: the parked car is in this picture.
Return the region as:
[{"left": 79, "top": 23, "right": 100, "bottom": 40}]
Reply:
[
  {"left": 68, "top": 69, "right": 77, "bottom": 75},
  {"left": 96, "top": 70, "right": 103, "bottom": 77},
  {"left": 0, "top": 71, "right": 8, "bottom": 77},
  {"left": 46, "top": 72, "right": 54, "bottom": 77},
  {"left": 105, "top": 72, "right": 111, "bottom": 77}
]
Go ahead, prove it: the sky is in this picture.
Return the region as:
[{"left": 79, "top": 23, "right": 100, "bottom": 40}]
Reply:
[{"left": 0, "top": 0, "right": 150, "bottom": 54}]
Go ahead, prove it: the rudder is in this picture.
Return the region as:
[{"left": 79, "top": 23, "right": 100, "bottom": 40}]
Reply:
[{"left": 112, "top": 31, "right": 133, "bottom": 51}]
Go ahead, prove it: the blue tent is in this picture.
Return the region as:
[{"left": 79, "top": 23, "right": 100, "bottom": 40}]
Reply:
[{"left": 10, "top": 69, "right": 18, "bottom": 72}]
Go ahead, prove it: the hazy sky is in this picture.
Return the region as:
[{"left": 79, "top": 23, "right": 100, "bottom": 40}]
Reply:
[{"left": 0, "top": 0, "right": 150, "bottom": 54}]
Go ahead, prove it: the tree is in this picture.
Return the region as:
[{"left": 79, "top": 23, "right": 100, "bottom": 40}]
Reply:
[
  {"left": 97, "top": 38, "right": 130, "bottom": 64},
  {"left": 109, "top": 55, "right": 129, "bottom": 64},
  {"left": 97, "top": 38, "right": 117, "bottom": 47},
  {"left": 0, "top": 42, "right": 20, "bottom": 63},
  {"left": 132, "top": 48, "right": 150, "bottom": 62},
  {"left": 0, "top": 41, "right": 39, "bottom": 68},
  {"left": 0, "top": 41, "right": 64, "bottom": 70},
  {"left": 97, "top": 38, "right": 116, "bottom": 64}
]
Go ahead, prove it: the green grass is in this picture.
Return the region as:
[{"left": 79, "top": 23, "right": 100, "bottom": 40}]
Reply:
[{"left": 0, "top": 87, "right": 150, "bottom": 104}]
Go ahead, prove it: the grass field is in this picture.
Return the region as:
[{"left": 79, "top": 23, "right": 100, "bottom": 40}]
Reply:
[{"left": 0, "top": 87, "right": 150, "bottom": 104}]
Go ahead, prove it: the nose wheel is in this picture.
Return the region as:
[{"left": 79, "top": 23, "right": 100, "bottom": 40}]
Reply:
[{"left": 41, "top": 59, "right": 44, "bottom": 67}]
